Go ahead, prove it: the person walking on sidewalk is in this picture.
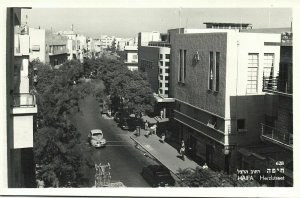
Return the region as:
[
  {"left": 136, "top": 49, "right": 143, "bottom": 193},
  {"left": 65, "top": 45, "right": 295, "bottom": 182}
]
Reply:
[
  {"left": 180, "top": 139, "right": 185, "bottom": 160},
  {"left": 161, "top": 132, "right": 166, "bottom": 143}
]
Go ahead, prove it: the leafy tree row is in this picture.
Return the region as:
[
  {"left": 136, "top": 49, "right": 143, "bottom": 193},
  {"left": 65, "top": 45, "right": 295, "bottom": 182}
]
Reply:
[
  {"left": 32, "top": 60, "right": 95, "bottom": 187},
  {"left": 83, "top": 58, "right": 155, "bottom": 117}
]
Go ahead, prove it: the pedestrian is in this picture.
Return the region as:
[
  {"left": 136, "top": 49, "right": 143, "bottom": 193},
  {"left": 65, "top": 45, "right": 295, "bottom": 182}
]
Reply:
[
  {"left": 181, "top": 139, "right": 185, "bottom": 148},
  {"left": 180, "top": 145, "right": 185, "bottom": 160},
  {"left": 144, "top": 120, "right": 149, "bottom": 130},
  {"left": 161, "top": 132, "right": 165, "bottom": 143}
]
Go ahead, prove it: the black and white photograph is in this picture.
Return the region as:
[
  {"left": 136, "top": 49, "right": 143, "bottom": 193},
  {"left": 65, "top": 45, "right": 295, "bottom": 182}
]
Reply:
[{"left": 0, "top": 0, "right": 299, "bottom": 197}]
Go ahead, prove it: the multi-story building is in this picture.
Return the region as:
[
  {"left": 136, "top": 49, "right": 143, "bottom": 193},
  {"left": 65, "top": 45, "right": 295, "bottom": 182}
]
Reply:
[
  {"left": 1, "top": 7, "right": 37, "bottom": 188},
  {"left": 100, "top": 35, "right": 115, "bottom": 50},
  {"left": 168, "top": 28, "right": 282, "bottom": 174},
  {"left": 45, "top": 30, "right": 68, "bottom": 67},
  {"left": 124, "top": 46, "right": 138, "bottom": 71},
  {"left": 238, "top": 31, "right": 293, "bottom": 186},
  {"left": 139, "top": 37, "right": 174, "bottom": 118}
]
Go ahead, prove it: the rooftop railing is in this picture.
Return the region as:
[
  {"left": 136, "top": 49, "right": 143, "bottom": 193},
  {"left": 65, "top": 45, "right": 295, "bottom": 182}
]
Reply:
[
  {"left": 12, "top": 93, "right": 36, "bottom": 107},
  {"left": 262, "top": 76, "right": 293, "bottom": 96},
  {"left": 261, "top": 123, "right": 293, "bottom": 150}
]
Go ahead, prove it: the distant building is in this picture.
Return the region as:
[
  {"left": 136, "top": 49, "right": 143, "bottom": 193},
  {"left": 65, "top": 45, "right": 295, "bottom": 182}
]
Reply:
[
  {"left": 45, "top": 31, "right": 68, "bottom": 67},
  {"left": 100, "top": 35, "right": 115, "bottom": 50},
  {"left": 124, "top": 46, "right": 138, "bottom": 71},
  {"left": 204, "top": 22, "right": 252, "bottom": 30}
]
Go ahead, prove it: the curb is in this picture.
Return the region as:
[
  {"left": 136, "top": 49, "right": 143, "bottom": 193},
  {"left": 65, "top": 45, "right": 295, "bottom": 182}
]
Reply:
[{"left": 130, "top": 136, "right": 181, "bottom": 180}]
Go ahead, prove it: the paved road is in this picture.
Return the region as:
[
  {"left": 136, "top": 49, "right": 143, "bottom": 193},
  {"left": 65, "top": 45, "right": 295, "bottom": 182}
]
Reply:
[{"left": 72, "top": 95, "right": 157, "bottom": 187}]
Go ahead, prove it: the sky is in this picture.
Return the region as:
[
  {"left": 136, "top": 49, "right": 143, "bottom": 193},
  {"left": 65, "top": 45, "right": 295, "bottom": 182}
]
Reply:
[{"left": 21, "top": 8, "right": 292, "bottom": 38}]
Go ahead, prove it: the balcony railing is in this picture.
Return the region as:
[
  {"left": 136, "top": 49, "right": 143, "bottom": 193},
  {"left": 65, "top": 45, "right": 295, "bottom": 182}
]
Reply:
[
  {"left": 262, "top": 76, "right": 292, "bottom": 95},
  {"left": 13, "top": 93, "right": 36, "bottom": 107},
  {"left": 261, "top": 123, "right": 293, "bottom": 149}
]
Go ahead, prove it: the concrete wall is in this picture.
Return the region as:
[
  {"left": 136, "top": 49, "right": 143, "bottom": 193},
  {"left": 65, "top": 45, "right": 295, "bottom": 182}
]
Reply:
[{"left": 29, "top": 28, "right": 46, "bottom": 62}]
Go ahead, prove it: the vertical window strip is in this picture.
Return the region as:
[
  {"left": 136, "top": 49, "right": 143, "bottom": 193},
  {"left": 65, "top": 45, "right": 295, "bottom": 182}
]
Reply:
[
  {"left": 183, "top": 50, "right": 187, "bottom": 83},
  {"left": 179, "top": 49, "right": 182, "bottom": 82},
  {"left": 215, "top": 52, "right": 220, "bottom": 92},
  {"left": 209, "top": 51, "right": 214, "bottom": 90}
]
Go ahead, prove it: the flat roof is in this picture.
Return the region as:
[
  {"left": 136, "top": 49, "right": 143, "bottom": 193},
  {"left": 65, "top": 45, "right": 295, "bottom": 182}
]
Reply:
[
  {"left": 204, "top": 22, "right": 252, "bottom": 26},
  {"left": 241, "top": 27, "right": 291, "bottom": 33}
]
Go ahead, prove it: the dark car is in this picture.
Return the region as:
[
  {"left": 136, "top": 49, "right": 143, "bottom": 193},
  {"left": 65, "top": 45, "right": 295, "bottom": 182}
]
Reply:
[
  {"left": 120, "top": 117, "right": 135, "bottom": 131},
  {"left": 141, "top": 165, "right": 175, "bottom": 187}
]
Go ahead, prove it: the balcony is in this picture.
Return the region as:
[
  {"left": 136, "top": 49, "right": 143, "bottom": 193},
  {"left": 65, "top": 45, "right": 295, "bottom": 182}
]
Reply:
[
  {"left": 261, "top": 123, "right": 293, "bottom": 150},
  {"left": 174, "top": 110, "right": 225, "bottom": 144},
  {"left": 12, "top": 93, "right": 37, "bottom": 114},
  {"left": 262, "top": 76, "right": 292, "bottom": 96}
]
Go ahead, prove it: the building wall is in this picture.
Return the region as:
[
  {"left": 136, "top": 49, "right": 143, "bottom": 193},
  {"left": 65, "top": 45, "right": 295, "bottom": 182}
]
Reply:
[
  {"left": 29, "top": 28, "right": 46, "bottom": 62},
  {"left": 139, "top": 46, "right": 160, "bottom": 92},
  {"left": 171, "top": 32, "right": 228, "bottom": 117}
]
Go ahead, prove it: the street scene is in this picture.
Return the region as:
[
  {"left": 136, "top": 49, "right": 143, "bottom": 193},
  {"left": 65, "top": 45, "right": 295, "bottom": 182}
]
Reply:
[{"left": 1, "top": 5, "right": 295, "bottom": 192}]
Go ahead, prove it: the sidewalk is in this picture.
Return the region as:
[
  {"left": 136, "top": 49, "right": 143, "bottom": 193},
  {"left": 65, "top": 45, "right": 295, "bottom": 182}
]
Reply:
[{"left": 130, "top": 130, "right": 200, "bottom": 177}]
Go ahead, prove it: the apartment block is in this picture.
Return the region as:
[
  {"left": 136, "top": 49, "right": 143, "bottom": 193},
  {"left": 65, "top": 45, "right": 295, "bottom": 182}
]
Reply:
[
  {"left": 29, "top": 27, "right": 46, "bottom": 62},
  {"left": 1, "top": 8, "right": 37, "bottom": 188},
  {"left": 168, "top": 28, "right": 281, "bottom": 174},
  {"left": 46, "top": 31, "right": 68, "bottom": 67}
]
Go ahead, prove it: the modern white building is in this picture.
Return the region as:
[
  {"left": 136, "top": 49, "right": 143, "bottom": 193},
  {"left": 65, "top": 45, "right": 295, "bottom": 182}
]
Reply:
[{"left": 124, "top": 45, "right": 138, "bottom": 71}]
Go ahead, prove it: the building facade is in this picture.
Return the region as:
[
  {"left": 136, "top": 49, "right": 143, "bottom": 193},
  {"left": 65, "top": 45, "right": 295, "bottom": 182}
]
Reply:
[
  {"left": 169, "top": 28, "right": 281, "bottom": 173},
  {"left": 2, "top": 8, "right": 37, "bottom": 188},
  {"left": 29, "top": 27, "right": 46, "bottom": 63},
  {"left": 46, "top": 31, "right": 68, "bottom": 67},
  {"left": 124, "top": 45, "right": 138, "bottom": 71}
]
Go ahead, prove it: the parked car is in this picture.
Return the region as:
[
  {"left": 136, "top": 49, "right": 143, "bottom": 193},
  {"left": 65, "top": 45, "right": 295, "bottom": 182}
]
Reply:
[
  {"left": 141, "top": 165, "right": 175, "bottom": 187},
  {"left": 120, "top": 117, "right": 136, "bottom": 131},
  {"left": 88, "top": 129, "right": 106, "bottom": 148}
]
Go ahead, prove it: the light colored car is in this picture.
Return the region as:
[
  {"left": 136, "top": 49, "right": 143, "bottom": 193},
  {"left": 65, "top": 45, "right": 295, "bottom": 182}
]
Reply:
[{"left": 88, "top": 129, "right": 106, "bottom": 148}]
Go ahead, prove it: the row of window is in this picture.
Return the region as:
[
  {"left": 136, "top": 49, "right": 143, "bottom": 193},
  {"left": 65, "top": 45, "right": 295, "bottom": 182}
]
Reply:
[
  {"left": 160, "top": 75, "right": 170, "bottom": 81},
  {"left": 247, "top": 53, "right": 274, "bottom": 94},
  {"left": 160, "top": 68, "right": 170, "bottom": 74},
  {"left": 160, "top": 61, "right": 170, "bottom": 67},
  {"left": 159, "top": 54, "right": 170, "bottom": 59}
]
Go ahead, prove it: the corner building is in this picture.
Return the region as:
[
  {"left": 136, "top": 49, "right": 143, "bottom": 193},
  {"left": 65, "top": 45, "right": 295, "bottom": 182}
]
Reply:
[{"left": 169, "top": 28, "right": 281, "bottom": 173}]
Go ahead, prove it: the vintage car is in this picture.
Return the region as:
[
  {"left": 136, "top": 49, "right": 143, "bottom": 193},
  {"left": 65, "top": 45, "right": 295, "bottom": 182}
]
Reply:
[
  {"left": 88, "top": 129, "right": 106, "bottom": 148},
  {"left": 141, "top": 165, "right": 175, "bottom": 187}
]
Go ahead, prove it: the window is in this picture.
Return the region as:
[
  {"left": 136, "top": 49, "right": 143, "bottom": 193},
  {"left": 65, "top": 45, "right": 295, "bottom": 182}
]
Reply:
[
  {"left": 215, "top": 52, "right": 220, "bottom": 92},
  {"left": 32, "top": 45, "right": 40, "bottom": 51},
  {"left": 208, "top": 52, "right": 214, "bottom": 90},
  {"left": 247, "top": 53, "right": 259, "bottom": 93},
  {"left": 165, "top": 61, "right": 170, "bottom": 66},
  {"left": 159, "top": 54, "right": 163, "bottom": 59},
  {"left": 178, "top": 49, "right": 182, "bottom": 82},
  {"left": 132, "top": 54, "right": 138, "bottom": 59},
  {"left": 237, "top": 119, "right": 246, "bottom": 132},
  {"left": 165, "top": 76, "right": 169, "bottom": 81},
  {"left": 165, "top": 68, "right": 170, "bottom": 73},
  {"left": 165, "top": 54, "right": 170, "bottom": 59},
  {"left": 183, "top": 50, "right": 187, "bottom": 83},
  {"left": 159, "top": 83, "right": 163, "bottom": 88},
  {"left": 165, "top": 90, "right": 169, "bottom": 95},
  {"left": 160, "top": 69, "right": 163, "bottom": 74},
  {"left": 160, "top": 61, "right": 163, "bottom": 66},
  {"left": 165, "top": 83, "right": 169, "bottom": 88},
  {"left": 263, "top": 53, "right": 274, "bottom": 78},
  {"left": 160, "top": 75, "right": 163, "bottom": 80}
]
